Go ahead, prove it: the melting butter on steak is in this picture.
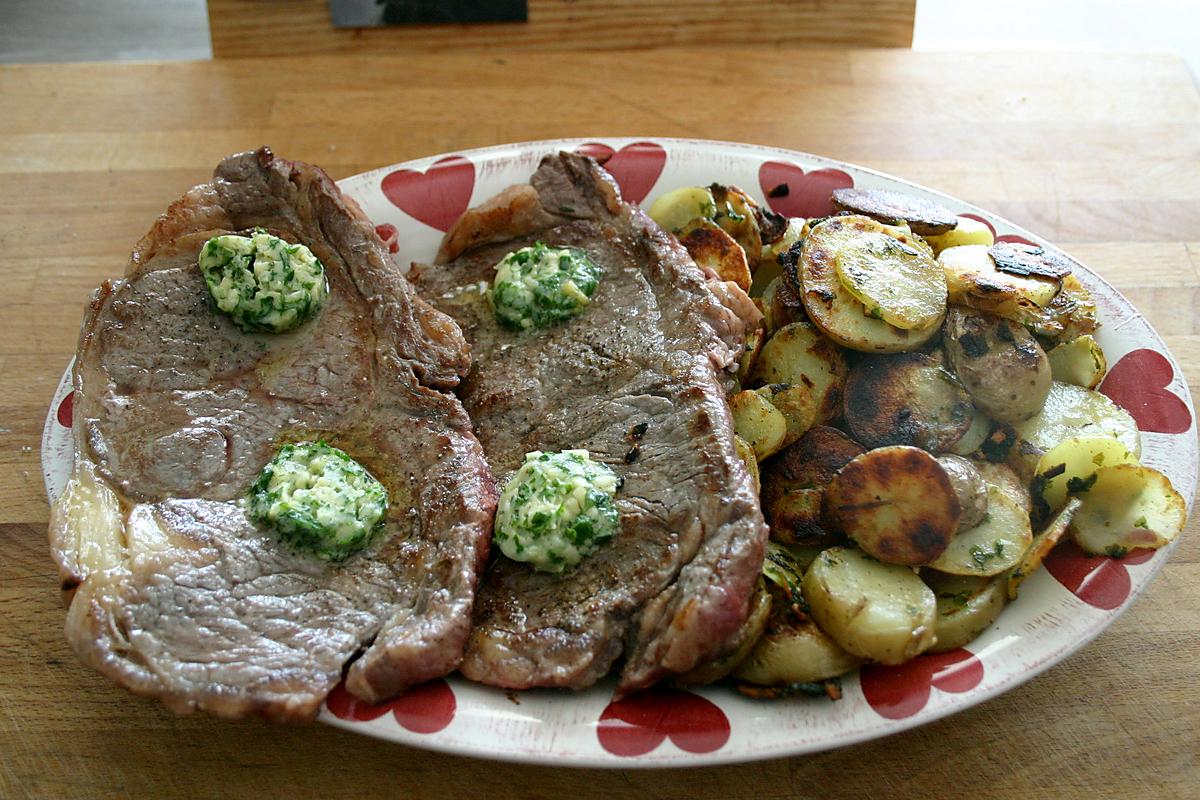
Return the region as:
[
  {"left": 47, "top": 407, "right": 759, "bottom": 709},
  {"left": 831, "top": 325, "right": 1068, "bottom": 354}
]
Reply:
[
  {"left": 49, "top": 147, "right": 497, "bottom": 720},
  {"left": 413, "top": 153, "right": 767, "bottom": 694}
]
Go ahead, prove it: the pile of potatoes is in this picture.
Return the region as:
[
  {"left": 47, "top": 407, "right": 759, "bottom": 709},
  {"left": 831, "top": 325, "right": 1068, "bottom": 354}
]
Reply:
[{"left": 651, "top": 184, "right": 1188, "bottom": 695}]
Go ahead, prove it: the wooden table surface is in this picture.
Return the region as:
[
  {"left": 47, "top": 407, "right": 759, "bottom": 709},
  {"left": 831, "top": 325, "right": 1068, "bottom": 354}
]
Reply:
[{"left": 1, "top": 48, "right": 1197, "bottom": 799}]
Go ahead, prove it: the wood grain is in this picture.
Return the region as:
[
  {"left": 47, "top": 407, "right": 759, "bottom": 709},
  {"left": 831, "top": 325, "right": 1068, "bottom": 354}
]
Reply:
[
  {"left": 0, "top": 48, "right": 1197, "bottom": 799},
  {"left": 206, "top": 0, "right": 916, "bottom": 57}
]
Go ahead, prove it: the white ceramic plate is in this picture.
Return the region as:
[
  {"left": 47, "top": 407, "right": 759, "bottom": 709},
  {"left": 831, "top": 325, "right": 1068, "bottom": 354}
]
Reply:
[{"left": 42, "top": 138, "right": 1197, "bottom": 767}]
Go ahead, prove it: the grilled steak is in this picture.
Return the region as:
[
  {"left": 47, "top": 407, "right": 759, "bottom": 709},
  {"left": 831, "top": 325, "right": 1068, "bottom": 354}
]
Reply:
[
  {"left": 412, "top": 153, "right": 768, "bottom": 693},
  {"left": 49, "top": 147, "right": 497, "bottom": 720}
]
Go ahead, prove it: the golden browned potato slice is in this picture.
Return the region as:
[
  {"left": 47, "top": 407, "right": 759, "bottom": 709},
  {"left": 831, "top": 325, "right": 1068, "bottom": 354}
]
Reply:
[
  {"left": 736, "top": 326, "right": 766, "bottom": 385},
  {"left": 1034, "top": 435, "right": 1136, "bottom": 513},
  {"left": 711, "top": 184, "right": 763, "bottom": 268},
  {"left": 1070, "top": 464, "right": 1187, "bottom": 556},
  {"left": 764, "top": 425, "right": 867, "bottom": 491},
  {"left": 756, "top": 383, "right": 817, "bottom": 449},
  {"left": 834, "top": 229, "right": 947, "bottom": 330},
  {"left": 751, "top": 320, "right": 848, "bottom": 423},
  {"left": 924, "top": 572, "right": 1007, "bottom": 652},
  {"left": 937, "top": 454, "right": 988, "bottom": 530},
  {"left": 803, "top": 546, "right": 938, "bottom": 664},
  {"left": 1007, "top": 498, "right": 1081, "bottom": 600},
  {"left": 929, "top": 487, "right": 1032, "bottom": 577},
  {"left": 943, "top": 307, "right": 1052, "bottom": 424},
  {"left": 797, "top": 216, "right": 944, "bottom": 353},
  {"left": 730, "top": 389, "right": 787, "bottom": 460},
  {"left": 732, "top": 612, "right": 862, "bottom": 687},
  {"left": 940, "top": 244, "right": 1061, "bottom": 320},
  {"left": 924, "top": 215, "right": 995, "bottom": 255},
  {"left": 758, "top": 275, "right": 806, "bottom": 333},
  {"left": 1047, "top": 335, "right": 1107, "bottom": 389},
  {"left": 1036, "top": 273, "right": 1099, "bottom": 342},
  {"left": 842, "top": 351, "right": 975, "bottom": 452},
  {"left": 733, "top": 434, "right": 761, "bottom": 496},
  {"left": 679, "top": 220, "right": 753, "bottom": 292},
  {"left": 824, "top": 446, "right": 961, "bottom": 566},
  {"left": 831, "top": 187, "right": 959, "bottom": 236},
  {"left": 676, "top": 579, "right": 773, "bottom": 687}
]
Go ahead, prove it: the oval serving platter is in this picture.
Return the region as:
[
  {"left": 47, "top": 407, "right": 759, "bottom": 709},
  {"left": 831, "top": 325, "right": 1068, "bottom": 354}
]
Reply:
[{"left": 42, "top": 138, "right": 1197, "bottom": 767}]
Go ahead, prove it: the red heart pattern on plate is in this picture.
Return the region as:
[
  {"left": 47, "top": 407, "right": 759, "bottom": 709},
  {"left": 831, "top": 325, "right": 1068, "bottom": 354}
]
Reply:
[
  {"left": 56, "top": 391, "right": 74, "bottom": 428},
  {"left": 374, "top": 223, "right": 400, "bottom": 254},
  {"left": 1043, "top": 540, "right": 1155, "bottom": 610},
  {"left": 1100, "top": 348, "right": 1193, "bottom": 434},
  {"left": 860, "top": 648, "right": 984, "bottom": 720},
  {"left": 757, "top": 161, "right": 853, "bottom": 218},
  {"left": 597, "top": 688, "right": 730, "bottom": 756},
  {"left": 381, "top": 155, "right": 475, "bottom": 232},
  {"left": 326, "top": 679, "right": 456, "bottom": 733},
  {"left": 958, "top": 213, "right": 1035, "bottom": 246},
  {"left": 575, "top": 141, "right": 667, "bottom": 204}
]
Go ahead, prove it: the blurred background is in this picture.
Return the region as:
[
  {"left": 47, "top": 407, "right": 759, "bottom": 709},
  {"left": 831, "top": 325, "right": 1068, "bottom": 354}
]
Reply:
[{"left": 1, "top": 0, "right": 1197, "bottom": 78}]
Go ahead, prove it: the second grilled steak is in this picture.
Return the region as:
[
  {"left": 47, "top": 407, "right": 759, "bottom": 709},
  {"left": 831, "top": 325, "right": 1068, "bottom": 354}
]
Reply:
[{"left": 412, "top": 153, "right": 768, "bottom": 694}]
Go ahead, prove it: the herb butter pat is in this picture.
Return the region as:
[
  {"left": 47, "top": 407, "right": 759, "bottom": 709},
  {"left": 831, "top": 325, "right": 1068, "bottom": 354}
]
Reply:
[
  {"left": 247, "top": 441, "right": 387, "bottom": 561},
  {"left": 491, "top": 242, "right": 602, "bottom": 330},
  {"left": 199, "top": 228, "right": 328, "bottom": 333},
  {"left": 494, "top": 450, "right": 621, "bottom": 573}
]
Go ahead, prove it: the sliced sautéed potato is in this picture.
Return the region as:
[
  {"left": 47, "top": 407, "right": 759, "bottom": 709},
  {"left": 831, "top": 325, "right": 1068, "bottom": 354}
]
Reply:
[{"left": 644, "top": 178, "right": 1186, "bottom": 695}]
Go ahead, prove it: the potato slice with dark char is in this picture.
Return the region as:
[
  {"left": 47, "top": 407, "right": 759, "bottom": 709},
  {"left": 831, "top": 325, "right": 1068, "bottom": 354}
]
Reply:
[
  {"left": 793, "top": 216, "right": 943, "bottom": 353},
  {"left": 823, "top": 446, "right": 962, "bottom": 566},
  {"left": 988, "top": 242, "right": 1072, "bottom": 280},
  {"left": 764, "top": 488, "right": 834, "bottom": 546},
  {"left": 764, "top": 425, "right": 867, "bottom": 491},
  {"left": 831, "top": 187, "right": 959, "bottom": 236},
  {"left": 943, "top": 307, "right": 1051, "bottom": 424},
  {"left": 842, "top": 351, "right": 975, "bottom": 452}
]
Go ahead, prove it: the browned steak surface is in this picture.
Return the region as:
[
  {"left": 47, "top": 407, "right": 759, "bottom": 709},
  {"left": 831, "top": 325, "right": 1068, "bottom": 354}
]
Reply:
[
  {"left": 50, "top": 147, "right": 496, "bottom": 720},
  {"left": 412, "top": 153, "right": 767, "bottom": 693}
]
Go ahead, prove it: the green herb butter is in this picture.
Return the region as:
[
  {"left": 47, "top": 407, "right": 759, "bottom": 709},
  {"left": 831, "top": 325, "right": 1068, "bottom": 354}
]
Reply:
[
  {"left": 199, "top": 228, "right": 328, "bottom": 333},
  {"left": 494, "top": 450, "right": 620, "bottom": 573},
  {"left": 490, "top": 242, "right": 602, "bottom": 330},
  {"left": 247, "top": 441, "right": 387, "bottom": 561}
]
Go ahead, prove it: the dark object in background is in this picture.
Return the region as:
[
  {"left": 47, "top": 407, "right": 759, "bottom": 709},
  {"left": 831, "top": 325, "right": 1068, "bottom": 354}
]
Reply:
[{"left": 330, "top": 0, "right": 528, "bottom": 27}]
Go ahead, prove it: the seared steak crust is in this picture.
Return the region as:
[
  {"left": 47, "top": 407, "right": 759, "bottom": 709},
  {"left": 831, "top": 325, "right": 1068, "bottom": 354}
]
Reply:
[
  {"left": 413, "top": 153, "right": 767, "bottom": 693},
  {"left": 51, "top": 147, "right": 496, "bottom": 720}
]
